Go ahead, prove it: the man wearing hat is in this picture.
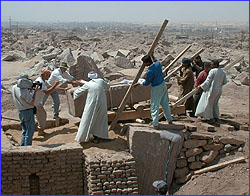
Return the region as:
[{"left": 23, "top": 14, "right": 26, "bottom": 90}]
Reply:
[
  {"left": 34, "top": 68, "right": 60, "bottom": 136},
  {"left": 42, "top": 61, "right": 81, "bottom": 119},
  {"left": 12, "top": 74, "right": 39, "bottom": 146},
  {"left": 177, "top": 57, "right": 195, "bottom": 116}
]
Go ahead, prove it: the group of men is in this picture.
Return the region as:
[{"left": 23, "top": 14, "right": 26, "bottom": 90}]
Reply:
[
  {"left": 12, "top": 62, "right": 81, "bottom": 146},
  {"left": 177, "top": 55, "right": 227, "bottom": 122},
  {"left": 12, "top": 53, "right": 227, "bottom": 146}
]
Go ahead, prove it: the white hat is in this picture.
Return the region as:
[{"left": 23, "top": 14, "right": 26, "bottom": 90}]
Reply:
[{"left": 88, "top": 72, "right": 98, "bottom": 79}]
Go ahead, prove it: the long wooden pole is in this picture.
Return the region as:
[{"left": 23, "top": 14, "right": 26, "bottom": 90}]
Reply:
[
  {"left": 166, "top": 55, "right": 242, "bottom": 111},
  {"left": 164, "top": 48, "right": 204, "bottom": 81},
  {"left": 109, "top": 19, "right": 169, "bottom": 131},
  {"left": 162, "top": 44, "right": 192, "bottom": 73},
  {"left": 159, "top": 49, "right": 205, "bottom": 120},
  {"left": 223, "top": 56, "right": 244, "bottom": 71},
  {"left": 194, "top": 156, "right": 245, "bottom": 175},
  {"left": 182, "top": 156, "right": 245, "bottom": 184}
]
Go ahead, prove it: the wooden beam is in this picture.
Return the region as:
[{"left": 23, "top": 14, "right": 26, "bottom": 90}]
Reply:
[
  {"left": 108, "top": 105, "right": 185, "bottom": 122},
  {"left": 223, "top": 56, "right": 244, "bottom": 71},
  {"left": 179, "top": 156, "right": 245, "bottom": 184},
  {"left": 193, "top": 156, "right": 245, "bottom": 175},
  {"left": 162, "top": 44, "right": 192, "bottom": 73},
  {"left": 165, "top": 48, "right": 204, "bottom": 81},
  {"left": 172, "top": 88, "right": 198, "bottom": 109},
  {"left": 109, "top": 19, "right": 169, "bottom": 131}
]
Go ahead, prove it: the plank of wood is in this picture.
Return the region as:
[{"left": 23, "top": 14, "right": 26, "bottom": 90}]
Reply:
[
  {"left": 165, "top": 48, "right": 204, "bottom": 81},
  {"left": 158, "top": 104, "right": 186, "bottom": 120},
  {"left": 172, "top": 88, "right": 198, "bottom": 109},
  {"left": 133, "top": 104, "right": 145, "bottom": 111},
  {"left": 109, "top": 19, "right": 169, "bottom": 131},
  {"left": 193, "top": 156, "right": 245, "bottom": 175},
  {"left": 162, "top": 44, "right": 192, "bottom": 73},
  {"left": 159, "top": 122, "right": 185, "bottom": 130},
  {"left": 108, "top": 105, "right": 185, "bottom": 122},
  {"left": 184, "top": 123, "right": 197, "bottom": 132},
  {"left": 223, "top": 56, "right": 244, "bottom": 71}
]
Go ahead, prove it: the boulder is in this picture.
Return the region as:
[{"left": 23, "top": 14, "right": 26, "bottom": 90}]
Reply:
[
  {"left": 91, "top": 52, "right": 104, "bottom": 63},
  {"left": 200, "top": 150, "right": 218, "bottom": 163},
  {"left": 174, "top": 167, "right": 189, "bottom": 179},
  {"left": 188, "top": 161, "right": 205, "bottom": 170},
  {"left": 240, "top": 74, "right": 249, "bottom": 86},
  {"left": 58, "top": 48, "right": 75, "bottom": 66},
  {"left": 203, "top": 143, "right": 224, "bottom": 151},
  {"left": 69, "top": 55, "right": 103, "bottom": 81},
  {"left": 176, "top": 159, "right": 187, "bottom": 168},
  {"left": 185, "top": 148, "right": 203, "bottom": 158},
  {"left": 224, "top": 144, "right": 238, "bottom": 152},
  {"left": 187, "top": 156, "right": 195, "bottom": 162},
  {"left": 118, "top": 49, "right": 130, "bottom": 57},
  {"left": 183, "top": 139, "right": 207, "bottom": 148},
  {"left": 115, "top": 56, "right": 134, "bottom": 69},
  {"left": 105, "top": 72, "right": 124, "bottom": 81},
  {"left": 219, "top": 137, "right": 245, "bottom": 146}
]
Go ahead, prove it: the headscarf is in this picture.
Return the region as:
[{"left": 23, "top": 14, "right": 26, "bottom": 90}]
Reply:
[{"left": 88, "top": 72, "right": 98, "bottom": 79}]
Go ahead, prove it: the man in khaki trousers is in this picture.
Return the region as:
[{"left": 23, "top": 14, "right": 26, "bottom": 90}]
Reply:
[{"left": 34, "top": 69, "right": 60, "bottom": 136}]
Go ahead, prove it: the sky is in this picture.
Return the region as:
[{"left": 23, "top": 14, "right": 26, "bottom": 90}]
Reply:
[{"left": 1, "top": 1, "right": 249, "bottom": 23}]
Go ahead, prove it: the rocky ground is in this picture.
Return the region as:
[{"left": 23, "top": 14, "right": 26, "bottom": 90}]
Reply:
[{"left": 1, "top": 22, "right": 249, "bottom": 195}]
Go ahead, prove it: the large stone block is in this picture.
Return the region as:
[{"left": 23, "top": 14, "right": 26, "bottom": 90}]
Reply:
[
  {"left": 66, "top": 83, "right": 151, "bottom": 117},
  {"left": 127, "top": 125, "right": 184, "bottom": 195}
]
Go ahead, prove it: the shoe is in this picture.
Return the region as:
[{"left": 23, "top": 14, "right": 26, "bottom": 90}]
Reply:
[
  {"left": 38, "top": 130, "right": 45, "bottom": 136},
  {"left": 53, "top": 116, "right": 61, "bottom": 120}
]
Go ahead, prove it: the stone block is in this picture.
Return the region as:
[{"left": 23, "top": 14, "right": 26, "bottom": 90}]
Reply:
[
  {"left": 187, "top": 156, "right": 195, "bottom": 162},
  {"left": 203, "top": 143, "right": 224, "bottom": 151},
  {"left": 184, "top": 123, "right": 197, "bottom": 132},
  {"left": 184, "top": 139, "right": 207, "bottom": 148},
  {"left": 188, "top": 161, "right": 205, "bottom": 170},
  {"left": 200, "top": 150, "right": 218, "bottom": 163},
  {"left": 220, "top": 124, "right": 235, "bottom": 131},
  {"left": 189, "top": 132, "right": 213, "bottom": 140},
  {"left": 128, "top": 125, "right": 184, "bottom": 194},
  {"left": 66, "top": 83, "right": 152, "bottom": 117},
  {"left": 219, "top": 137, "right": 245, "bottom": 146},
  {"left": 185, "top": 148, "right": 203, "bottom": 158},
  {"left": 174, "top": 167, "right": 189, "bottom": 179},
  {"left": 176, "top": 159, "right": 187, "bottom": 168}
]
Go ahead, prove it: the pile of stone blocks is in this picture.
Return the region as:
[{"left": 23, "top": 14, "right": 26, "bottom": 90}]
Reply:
[
  {"left": 174, "top": 131, "right": 245, "bottom": 184},
  {"left": 84, "top": 151, "right": 139, "bottom": 195},
  {"left": 66, "top": 83, "right": 152, "bottom": 117},
  {"left": 1, "top": 139, "right": 83, "bottom": 195}
]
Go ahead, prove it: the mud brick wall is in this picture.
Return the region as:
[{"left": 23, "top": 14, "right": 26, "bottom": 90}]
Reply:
[
  {"left": 1, "top": 140, "right": 84, "bottom": 195},
  {"left": 174, "top": 131, "right": 246, "bottom": 184},
  {"left": 83, "top": 151, "right": 139, "bottom": 195}
]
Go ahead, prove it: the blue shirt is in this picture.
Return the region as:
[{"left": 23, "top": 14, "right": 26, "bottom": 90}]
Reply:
[{"left": 143, "top": 60, "right": 164, "bottom": 87}]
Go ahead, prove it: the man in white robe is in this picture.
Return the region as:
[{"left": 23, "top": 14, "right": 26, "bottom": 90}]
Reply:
[
  {"left": 195, "top": 59, "right": 227, "bottom": 121},
  {"left": 73, "top": 72, "right": 110, "bottom": 143}
]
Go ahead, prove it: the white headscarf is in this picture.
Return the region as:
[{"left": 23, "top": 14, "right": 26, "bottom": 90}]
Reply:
[{"left": 88, "top": 72, "right": 98, "bottom": 79}]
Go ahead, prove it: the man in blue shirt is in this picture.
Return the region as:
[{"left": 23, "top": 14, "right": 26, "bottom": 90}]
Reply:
[{"left": 135, "top": 55, "right": 173, "bottom": 129}]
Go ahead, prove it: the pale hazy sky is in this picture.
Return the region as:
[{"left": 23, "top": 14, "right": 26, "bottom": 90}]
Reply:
[{"left": 1, "top": 1, "right": 249, "bottom": 23}]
